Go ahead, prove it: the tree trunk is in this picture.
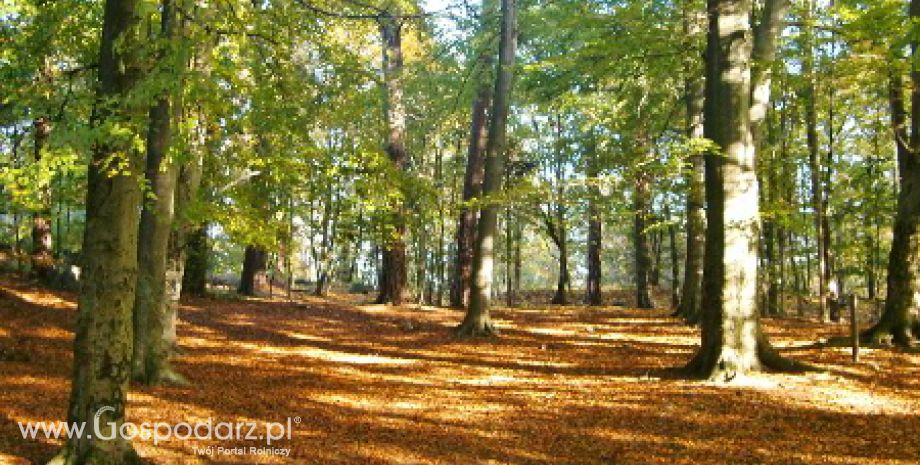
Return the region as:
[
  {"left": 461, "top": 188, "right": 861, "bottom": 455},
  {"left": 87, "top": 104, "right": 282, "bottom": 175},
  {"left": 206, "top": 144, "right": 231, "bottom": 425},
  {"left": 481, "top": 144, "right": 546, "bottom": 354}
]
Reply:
[
  {"left": 677, "top": 3, "right": 706, "bottom": 323},
  {"left": 634, "top": 170, "right": 655, "bottom": 309},
  {"left": 182, "top": 225, "right": 208, "bottom": 296},
  {"left": 158, "top": 141, "right": 202, "bottom": 384},
  {"left": 31, "top": 117, "right": 54, "bottom": 281},
  {"left": 457, "top": 0, "right": 516, "bottom": 337},
  {"left": 862, "top": 41, "right": 920, "bottom": 345},
  {"left": 450, "top": 0, "right": 494, "bottom": 309},
  {"left": 667, "top": 205, "right": 680, "bottom": 308},
  {"left": 375, "top": 12, "right": 409, "bottom": 305},
  {"left": 239, "top": 245, "right": 267, "bottom": 296},
  {"left": 802, "top": 1, "right": 829, "bottom": 322},
  {"left": 585, "top": 133, "right": 603, "bottom": 306},
  {"left": 650, "top": 228, "right": 662, "bottom": 287},
  {"left": 46, "top": 0, "right": 146, "bottom": 462},
  {"left": 686, "top": 0, "right": 804, "bottom": 381}
]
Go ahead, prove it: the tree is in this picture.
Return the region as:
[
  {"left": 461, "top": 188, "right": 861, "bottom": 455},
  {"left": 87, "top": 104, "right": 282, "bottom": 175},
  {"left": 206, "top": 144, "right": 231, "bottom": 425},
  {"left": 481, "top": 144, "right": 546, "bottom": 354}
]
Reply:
[
  {"left": 132, "top": 0, "right": 183, "bottom": 385},
  {"left": 862, "top": 0, "right": 920, "bottom": 345},
  {"left": 456, "top": 0, "right": 516, "bottom": 337},
  {"left": 585, "top": 130, "right": 603, "bottom": 306},
  {"left": 46, "top": 0, "right": 146, "bottom": 462},
  {"left": 30, "top": 116, "right": 54, "bottom": 281},
  {"left": 685, "top": 0, "right": 804, "bottom": 381},
  {"left": 451, "top": 0, "right": 495, "bottom": 309},
  {"left": 376, "top": 11, "right": 410, "bottom": 305}
]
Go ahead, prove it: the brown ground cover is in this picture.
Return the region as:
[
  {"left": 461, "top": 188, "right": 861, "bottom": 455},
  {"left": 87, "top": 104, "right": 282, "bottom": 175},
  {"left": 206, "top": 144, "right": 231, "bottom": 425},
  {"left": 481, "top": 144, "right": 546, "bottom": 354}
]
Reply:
[{"left": 1, "top": 278, "right": 918, "bottom": 465}]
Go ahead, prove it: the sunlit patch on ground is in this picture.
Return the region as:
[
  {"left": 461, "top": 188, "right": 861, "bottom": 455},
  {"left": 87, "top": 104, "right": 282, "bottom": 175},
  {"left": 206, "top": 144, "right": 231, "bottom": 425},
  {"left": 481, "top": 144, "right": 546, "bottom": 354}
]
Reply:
[{"left": 1, "top": 278, "right": 919, "bottom": 464}]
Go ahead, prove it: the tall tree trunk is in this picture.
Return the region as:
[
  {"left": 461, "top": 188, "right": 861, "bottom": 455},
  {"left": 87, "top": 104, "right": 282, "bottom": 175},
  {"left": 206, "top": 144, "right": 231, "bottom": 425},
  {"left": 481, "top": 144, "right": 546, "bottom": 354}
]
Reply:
[
  {"left": 550, "top": 115, "right": 569, "bottom": 305},
  {"left": 450, "top": 0, "right": 494, "bottom": 309},
  {"left": 513, "top": 221, "right": 522, "bottom": 299},
  {"left": 751, "top": 0, "right": 788, "bottom": 318},
  {"left": 457, "top": 0, "right": 516, "bottom": 337},
  {"left": 31, "top": 117, "right": 54, "bottom": 281},
  {"left": 47, "top": 0, "right": 146, "bottom": 462},
  {"left": 862, "top": 41, "right": 920, "bottom": 345},
  {"left": 132, "top": 0, "right": 180, "bottom": 384},
  {"left": 686, "top": 0, "right": 803, "bottom": 381},
  {"left": 158, "top": 136, "right": 202, "bottom": 385},
  {"left": 634, "top": 168, "right": 655, "bottom": 309},
  {"left": 504, "top": 206, "right": 515, "bottom": 307},
  {"left": 375, "top": 12, "right": 409, "bottom": 305},
  {"left": 677, "top": 1, "right": 706, "bottom": 323},
  {"left": 585, "top": 132, "right": 603, "bottom": 306},
  {"left": 666, "top": 205, "right": 680, "bottom": 308},
  {"left": 802, "top": 0, "right": 829, "bottom": 322},
  {"left": 650, "top": 228, "right": 662, "bottom": 287}
]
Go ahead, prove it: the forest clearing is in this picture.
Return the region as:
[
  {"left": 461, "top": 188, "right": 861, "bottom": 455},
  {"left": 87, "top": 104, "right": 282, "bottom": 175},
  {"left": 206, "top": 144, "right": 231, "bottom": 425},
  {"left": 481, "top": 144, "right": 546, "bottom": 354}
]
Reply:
[
  {"left": 1, "top": 277, "right": 919, "bottom": 465},
  {"left": 4, "top": 0, "right": 920, "bottom": 463}
]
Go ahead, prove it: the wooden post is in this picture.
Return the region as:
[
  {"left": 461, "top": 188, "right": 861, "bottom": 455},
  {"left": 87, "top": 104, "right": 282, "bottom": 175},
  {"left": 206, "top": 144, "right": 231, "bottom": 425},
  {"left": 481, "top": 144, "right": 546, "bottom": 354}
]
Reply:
[{"left": 849, "top": 293, "right": 859, "bottom": 363}]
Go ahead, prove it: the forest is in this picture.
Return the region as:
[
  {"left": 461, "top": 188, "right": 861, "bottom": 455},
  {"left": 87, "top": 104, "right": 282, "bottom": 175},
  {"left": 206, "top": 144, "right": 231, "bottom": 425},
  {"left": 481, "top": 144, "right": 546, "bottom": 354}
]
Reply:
[{"left": 1, "top": 0, "right": 919, "bottom": 464}]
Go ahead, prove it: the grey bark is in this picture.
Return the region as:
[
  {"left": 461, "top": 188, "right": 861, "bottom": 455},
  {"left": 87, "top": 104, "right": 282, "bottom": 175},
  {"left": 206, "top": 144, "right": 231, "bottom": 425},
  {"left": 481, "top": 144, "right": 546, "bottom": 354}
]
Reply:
[
  {"left": 457, "top": 0, "right": 516, "bottom": 337},
  {"left": 46, "top": 0, "right": 146, "bottom": 462}
]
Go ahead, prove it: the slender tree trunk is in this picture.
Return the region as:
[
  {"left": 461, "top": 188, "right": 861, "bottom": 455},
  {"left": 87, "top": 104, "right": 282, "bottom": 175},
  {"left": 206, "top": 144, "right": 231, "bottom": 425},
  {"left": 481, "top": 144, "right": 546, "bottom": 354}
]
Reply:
[
  {"left": 451, "top": 0, "right": 494, "bottom": 309},
  {"left": 47, "top": 0, "right": 146, "bottom": 461},
  {"left": 457, "top": 0, "right": 516, "bottom": 337},
  {"left": 132, "top": 0, "right": 180, "bottom": 384},
  {"left": 802, "top": 1, "right": 829, "bottom": 322},
  {"left": 634, "top": 168, "right": 655, "bottom": 309},
  {"left": 550, "top": 115, "right": 569, "bottom": 305},
  {"left": 667, "top": 205, "right": 680, "bottom": 308},
  {"left": 677, "top": 2, "right": 706, "bottom": 323},
  {"left": 650, "top": 228, "right": 663, "bottom": 287},
  {"left": 585, "top": 133, "right": 603, "bottom": 306},
  {"left": 686, "top": 0, "right": 804, "bottom": 381},
  {"left": 31, "top": 117, "right": 54, "bottom": 281},
  {"left": 513, "top": 221, "right": 522, "bottom": 299},
  {"left": 376, "top": 13, "right": 409, "bottom": 305},
  {"left": 505, "top": 207, "right": 514, "bottom": 307},
  {"left": 158, "top": 139, "right": 202, "bottom": 383}
]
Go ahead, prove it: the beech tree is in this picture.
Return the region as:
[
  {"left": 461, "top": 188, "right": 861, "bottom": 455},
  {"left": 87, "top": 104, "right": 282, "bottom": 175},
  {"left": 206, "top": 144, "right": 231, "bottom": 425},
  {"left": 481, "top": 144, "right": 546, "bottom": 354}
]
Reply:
[
  {"left": 685, "top": 0, "right": 804, "bottom": 380},
  {"left": 457, "top": 0, "right": 517, "bottom": 337},
  {"left": 47, "top": 0, "right": 146, "bottom": 462}
]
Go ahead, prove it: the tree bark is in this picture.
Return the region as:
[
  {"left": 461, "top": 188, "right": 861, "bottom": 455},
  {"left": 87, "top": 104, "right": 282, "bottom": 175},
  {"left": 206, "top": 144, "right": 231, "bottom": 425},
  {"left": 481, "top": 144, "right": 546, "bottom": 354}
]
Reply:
[
  {"left": 634, "top": 167, "right": 655, "bottom": 309},
  {"left": 132, "top": 0, "right": 180, "bottom": 384},
  {"left": 457, "top": 0, "right": 516, "bottom": 337},
  {"left": 46, "top": 0, "right": 146, "bottom": 462},
  {"left": 549, "top": 115, "right": 569, "bottom": 305},
  {"left": 182, "top": 225, "right": 208, "bottom": 295},
  {"left": 676, "top": 2, "right": 706, "bottom": 323},
  {"left": 802, "top": 0, "right": 829, "bottom": 322},
  {"left": 862, "top": 41, "right": 920, "bottom": 345},
  {"left": 585, "top": 132, "right": 603, "bottom": 306},
  {"left": 667, "top": 205, "right": 680, "bottom": 308},
  {"left": 450, "top": 0, "right": 494, "bottom": 309},
  {"left": 239, "top": 245, "right": 268, "bottom": 296},
  {"left": 31, "top": 117, "right": 54, "bottom": 281},
  {"left": 685, "top": 0, "right": 804, "bottom": 381},
  {"left": 375, "top": 12, "right": 409, "bottom": 305}
]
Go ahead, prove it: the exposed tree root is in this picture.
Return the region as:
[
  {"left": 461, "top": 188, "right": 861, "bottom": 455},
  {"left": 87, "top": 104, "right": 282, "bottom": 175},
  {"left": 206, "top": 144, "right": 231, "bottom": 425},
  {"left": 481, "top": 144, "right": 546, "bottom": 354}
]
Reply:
[
  {"left": 859, "top": 320, "right": 916, "bottom": 348},
  {"left": 684, "top": 336, "right": 816, "bottom": 382},
  {"left": 454, "top": 318, "right": 499, "bottom": 338}
]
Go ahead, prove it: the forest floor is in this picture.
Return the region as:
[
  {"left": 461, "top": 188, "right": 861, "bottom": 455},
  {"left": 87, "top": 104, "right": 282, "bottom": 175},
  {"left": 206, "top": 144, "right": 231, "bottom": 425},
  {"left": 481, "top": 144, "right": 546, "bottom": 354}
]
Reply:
[{"left": 1, "top": 277, "right": 919, "bottom": 465}]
